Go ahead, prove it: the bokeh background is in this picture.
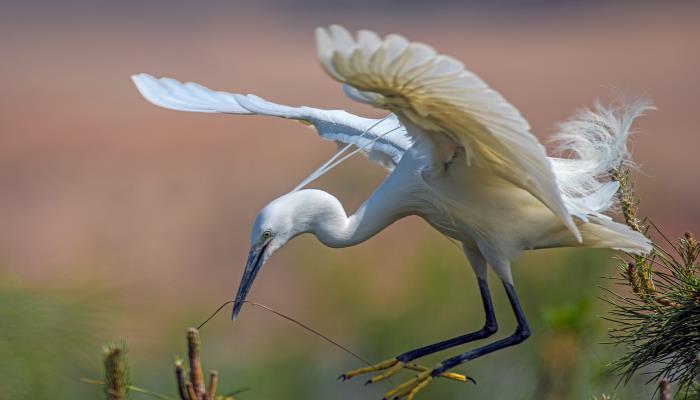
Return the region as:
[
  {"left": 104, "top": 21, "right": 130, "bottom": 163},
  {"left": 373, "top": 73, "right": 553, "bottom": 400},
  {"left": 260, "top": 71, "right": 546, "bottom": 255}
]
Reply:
[{"left": 1, "top": 1, "right": 699, "bottom": 399}]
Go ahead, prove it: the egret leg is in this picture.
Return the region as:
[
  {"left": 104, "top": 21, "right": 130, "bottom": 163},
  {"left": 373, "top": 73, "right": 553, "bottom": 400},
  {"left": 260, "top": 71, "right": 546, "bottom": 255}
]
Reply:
[
  {"left": 378, "top": 280, "right": 529, "bottom": 399},
  {"left": 339, "top": 277, "right": 494, "bottom": 387},
  {"left": 396, "top": 277, "right": 498, "bottom": 363},
  {"left": 431, "top": 280, "right": 531, "bottom": 376}
]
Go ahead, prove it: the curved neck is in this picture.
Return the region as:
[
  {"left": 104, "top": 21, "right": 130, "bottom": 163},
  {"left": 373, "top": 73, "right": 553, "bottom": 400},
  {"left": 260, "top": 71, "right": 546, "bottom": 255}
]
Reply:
[{"left": 309, "top": 190, "right": 404, "bottom": 248}]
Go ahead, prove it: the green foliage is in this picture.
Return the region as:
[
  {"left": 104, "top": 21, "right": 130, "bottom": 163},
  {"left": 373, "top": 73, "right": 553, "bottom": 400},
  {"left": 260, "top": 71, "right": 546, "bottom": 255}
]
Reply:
[
  {"left": 0, "top": 280, "right": 107, "bottom": 399},
  {"left": 606, "top": 235, "right": 700, "bottom": 394},
  {"left": 605, "top": 167, "right": 700, "bottom": 396},
  {"left": 541, "top": 298, "right": 593, "bottom": 334}
]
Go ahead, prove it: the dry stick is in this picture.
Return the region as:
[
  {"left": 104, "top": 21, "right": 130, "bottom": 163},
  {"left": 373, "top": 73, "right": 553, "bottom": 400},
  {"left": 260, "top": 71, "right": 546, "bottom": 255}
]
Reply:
[
  {"left": 197, "top": 300, "right": 397, "bottom": 385},
  {"left": 197, "top": 301, "right": 235, "bottom": 330},
  {"left": 187, "top": 328, "right": 206, "bottom": 398},
  {"left": 175, "top": 360, "right": 188, "bottom": 400},
  {"left": 186, "top": 382, "right": 197, "bottom": 400},
  {"left": 177, "top": 329, "right": 224, "bottom": 400},
  {"left": 247, "top": 301, "right": 376, "bottom": 368},
  {"left": 197, "top": 300, "right": 374, "bottom": 369},
  {"left": 207, "top": 371, "right": 218, "bottom": 399}
]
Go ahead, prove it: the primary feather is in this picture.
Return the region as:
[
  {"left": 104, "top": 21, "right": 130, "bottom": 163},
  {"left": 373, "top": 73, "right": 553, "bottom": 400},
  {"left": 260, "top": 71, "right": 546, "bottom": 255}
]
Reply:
[
  {"left": 315, "top": 25, "right": 580, "bottom": 241},
  {"left": 131, "top": 73, "right": 412, "bottom": 174}
]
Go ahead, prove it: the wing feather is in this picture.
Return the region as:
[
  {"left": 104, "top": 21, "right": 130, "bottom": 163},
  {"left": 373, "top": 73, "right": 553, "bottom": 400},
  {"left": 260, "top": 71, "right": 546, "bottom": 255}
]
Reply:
[
  {"left": 315, "top": 25, "right": 580, "bottom": 240},
  {"left": 131, "top": 73, "right": 411, "bottom": 170}
]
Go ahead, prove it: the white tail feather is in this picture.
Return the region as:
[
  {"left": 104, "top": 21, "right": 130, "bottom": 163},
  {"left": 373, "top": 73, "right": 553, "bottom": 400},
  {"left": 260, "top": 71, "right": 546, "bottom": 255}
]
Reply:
[{"left": 550, "top": 98, "right": 655, "bottom": 215}]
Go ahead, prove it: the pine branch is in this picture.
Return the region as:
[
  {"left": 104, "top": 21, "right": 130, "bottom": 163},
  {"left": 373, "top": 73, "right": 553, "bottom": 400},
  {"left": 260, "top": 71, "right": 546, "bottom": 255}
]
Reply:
[
  {"left": 604, "top": 166, "right": 700, "bottom": 395},
  {"left": 86, "top": 329, "right": 247, "bottom": 400},
  {"left": 175, "top": 327, "right": 246, "bottom": 400},
  {"left": 104, "top": 343, "right": 129, "bottom": 400}
]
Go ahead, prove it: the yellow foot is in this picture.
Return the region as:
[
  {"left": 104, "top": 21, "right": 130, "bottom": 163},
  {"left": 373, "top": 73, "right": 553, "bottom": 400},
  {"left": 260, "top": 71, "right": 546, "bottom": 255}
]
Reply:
[
  {"left": 383, "top": 370, "right": 433, "bottom": 400},
  {"left": 338, "top": 358, "right": 472, "bottom": 387},
  {"left": 338, "top": 358, "right": 400, "bottom": 383}
]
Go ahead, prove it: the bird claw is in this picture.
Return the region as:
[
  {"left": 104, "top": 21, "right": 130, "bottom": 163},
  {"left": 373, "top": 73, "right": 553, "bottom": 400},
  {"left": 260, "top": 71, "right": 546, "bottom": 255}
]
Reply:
[
  {"left": 339, "top": 359, "right": 473, "bottom": 399},
  {"left": 339, "top": 358, "right": 401, "bottom": 383},
  {"left": 383, "top": 370, "right": 432, "bottom": 400}
]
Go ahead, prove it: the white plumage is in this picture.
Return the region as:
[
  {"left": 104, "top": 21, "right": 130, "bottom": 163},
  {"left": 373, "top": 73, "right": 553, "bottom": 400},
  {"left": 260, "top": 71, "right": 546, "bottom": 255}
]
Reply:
[
  {"left": 316, "top": 25, "right": 580, "bottom": 240},
  {"left": 550, "top": 99, "right": 654, "bottom": 206},
  {"left": 132, "top": 25, "right": 653, "bottom": 398},
  {"left": 132, "top": 73, "right": 412, "bottom": 173}
]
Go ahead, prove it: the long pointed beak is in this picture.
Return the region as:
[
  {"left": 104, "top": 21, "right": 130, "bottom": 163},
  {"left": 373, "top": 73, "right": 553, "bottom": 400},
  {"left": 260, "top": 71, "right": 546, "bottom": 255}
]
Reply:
[{"left": 231, "top": 242, "right": 269, "bottom": 320}]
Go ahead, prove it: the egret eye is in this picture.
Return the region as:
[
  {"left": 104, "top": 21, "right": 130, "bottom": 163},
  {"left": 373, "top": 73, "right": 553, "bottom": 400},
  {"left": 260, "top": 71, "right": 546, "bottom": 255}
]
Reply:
[{"left": 262, "top": 230, "right": 272, "bottom": 239}]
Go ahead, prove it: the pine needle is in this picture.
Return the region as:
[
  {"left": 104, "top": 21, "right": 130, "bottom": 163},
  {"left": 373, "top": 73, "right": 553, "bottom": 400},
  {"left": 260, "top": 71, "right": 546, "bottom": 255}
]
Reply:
[{"left": 604, "top": 166, "right": 700, "bottom": 395}]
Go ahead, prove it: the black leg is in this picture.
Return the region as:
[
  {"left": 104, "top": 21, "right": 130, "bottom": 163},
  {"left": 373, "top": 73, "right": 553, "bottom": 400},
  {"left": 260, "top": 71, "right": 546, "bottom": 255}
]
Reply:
[
  {"left": 396, "top": 277, "right": 498, "bottom": 363},
  {"left": 431, "top": 280, "right": 531, "bottom": 376}
]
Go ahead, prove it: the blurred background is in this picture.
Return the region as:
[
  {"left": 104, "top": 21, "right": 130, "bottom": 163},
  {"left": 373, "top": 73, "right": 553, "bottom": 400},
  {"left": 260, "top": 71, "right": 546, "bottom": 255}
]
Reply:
[{"left": 1, "top": 1, "right": 698, "bottom": 399}]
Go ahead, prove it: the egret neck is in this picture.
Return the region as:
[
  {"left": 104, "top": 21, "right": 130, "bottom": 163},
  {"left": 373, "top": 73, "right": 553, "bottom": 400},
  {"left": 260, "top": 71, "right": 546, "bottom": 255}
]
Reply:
[
  {"left": 231, "top": 187, "right": 408, "bottom": 319},
  {"left": 309, "top": 190, "right": 404, "bottom": 248}
]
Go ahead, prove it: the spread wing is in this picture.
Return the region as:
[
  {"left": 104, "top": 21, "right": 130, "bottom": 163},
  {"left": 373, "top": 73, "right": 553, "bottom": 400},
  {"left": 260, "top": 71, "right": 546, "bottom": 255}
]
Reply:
[
  {"left": 131, "top": 73, "right": 412, "bottom": 171},
  {"left": 315, "top": 25, "right": 579, "bottom": 240}
]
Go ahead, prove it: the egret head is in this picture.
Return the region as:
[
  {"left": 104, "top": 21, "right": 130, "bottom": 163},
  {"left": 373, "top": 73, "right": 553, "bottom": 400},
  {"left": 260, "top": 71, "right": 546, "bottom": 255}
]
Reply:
[{"left": 231, "top": 190, "right": 336, "bottom": 319}]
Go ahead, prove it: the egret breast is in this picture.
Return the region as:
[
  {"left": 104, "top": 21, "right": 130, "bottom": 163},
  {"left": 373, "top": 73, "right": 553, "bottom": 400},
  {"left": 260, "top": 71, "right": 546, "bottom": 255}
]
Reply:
[{"left": 417, "top": 160, "right": 567, "bottom": 259}]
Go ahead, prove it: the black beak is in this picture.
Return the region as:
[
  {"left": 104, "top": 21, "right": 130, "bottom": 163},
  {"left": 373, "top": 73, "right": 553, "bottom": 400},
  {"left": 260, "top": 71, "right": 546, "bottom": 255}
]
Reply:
[{"left": 231, "top": 241, "right": 269, "bottom": 320}]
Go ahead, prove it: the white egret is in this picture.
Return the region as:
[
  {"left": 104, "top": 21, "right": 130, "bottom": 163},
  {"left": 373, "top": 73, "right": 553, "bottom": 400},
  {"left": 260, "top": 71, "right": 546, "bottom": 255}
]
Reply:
[{"left": 132, "top": 25, "right": 652, "bottom": 399}]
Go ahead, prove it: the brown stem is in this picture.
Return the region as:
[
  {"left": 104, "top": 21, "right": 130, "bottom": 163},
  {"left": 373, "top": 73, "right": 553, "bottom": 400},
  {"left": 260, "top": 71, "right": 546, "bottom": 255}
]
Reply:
[
  {"left": 626, "top": 263, "right": 641, "bottom": 294},
  {"left": 175, "top": 359, "right": 188, "bottom": 400},
  {"left": 186, "top": 382, "right": 198, "bottom": 400},
  {"left": 658, "top": 378, "right": 671, "bottom": 400},
  {"left": 187, "top": 328, "right": 206, "bottom": 398},
  {"left": 104, "top": 345, "right": 128, "bottom": 400},
  {"left": 207, "top": 371, "right": 218, "bottom": 399}
]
